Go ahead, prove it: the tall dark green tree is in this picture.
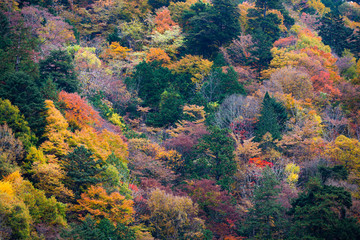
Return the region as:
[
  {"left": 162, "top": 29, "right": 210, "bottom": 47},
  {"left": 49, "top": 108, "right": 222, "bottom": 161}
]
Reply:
[
  {"left": 255, "top": 92, "right": 288, "bottom": 142},
  {"left": 289, "top": 177, "right": 360, "bottom": 240},
  {"left": 62, "top": 146, "right": 105, "bottom": 199},
  {"left": 318, "top": 12, "right": 354, "bottom": 56},
  {"left": 193, "top": 126, "right": 236, "bottom": 189},
  {"left": 242, "top": 167, "right": 287, "bottom": 239},
  {"left": 0, "top": 11, "right": 38, "bottom": 77},
  {"left": 146, "top": 89, "right": 184, "bottom": 127},
  {"left": 247, "top": 10, "right": 281, "bottom": 74},
  {"left": 62, "top": 216, "right": 136, "bottom": 240},
  {"left": 0, "top": 71, "right": 46, "bottom": 138},
  {"left": 39, "top": 49, "right": 79, "bottom": 93},
  {"left": 0, "top": 11, "right": 12, "bottom": 74},
  {"left": 182, "top": 0, "right": 241, "bottom": 57},
  {"left": 125, "top": 61, "right": 172, "bottom": 108}
]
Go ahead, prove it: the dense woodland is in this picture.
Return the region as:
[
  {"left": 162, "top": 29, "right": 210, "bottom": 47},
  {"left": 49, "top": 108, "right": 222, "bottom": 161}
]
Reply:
[{"left": 1, "top": 0, "right": 360, "bottom": 239}]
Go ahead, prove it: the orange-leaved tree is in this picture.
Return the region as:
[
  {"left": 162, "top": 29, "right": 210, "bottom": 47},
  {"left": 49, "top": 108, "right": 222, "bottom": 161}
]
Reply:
[
  {"left": 154, "top": 7, "right": 177, "bottom": 34},
  {"left": 73, "top": 185, "right": 134, "bottom": 225},
  {"left": 40, "top": 100, "right": 72, "bottom": 160},
  {"left": 58, "top": 91, "right": 103, "bottom": 129}
]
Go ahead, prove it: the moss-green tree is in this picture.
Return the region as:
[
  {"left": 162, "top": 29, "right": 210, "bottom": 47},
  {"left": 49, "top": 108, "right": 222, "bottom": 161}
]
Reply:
[
  {"left": 62, "top": 146, "right": 105, "bottom": 199},
  {"left": 194, "top": 126, "right": 236, "bottom": 189},
  {"left": 0, "top": 72, "right": 46, "bottom": 138},
  {"left": 289, "top": 177, "right": 360, "bottom": 240},
  {"left": 183, "top": 0, "right": 241, "bottom": 57},
  {"left": 242, "top": 167, "right": 287, "bottom": 239},
  {"left": 39, "top": 50, "right": 79, "bottom": 93},
  {"left": 255, "top": 92, "right": 288, "bottom": 142}
]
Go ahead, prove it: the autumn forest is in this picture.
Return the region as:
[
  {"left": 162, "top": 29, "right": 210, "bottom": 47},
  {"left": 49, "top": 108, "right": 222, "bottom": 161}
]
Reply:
[{"left": 1, "top": 0, "right": 360, "bottom": 239}]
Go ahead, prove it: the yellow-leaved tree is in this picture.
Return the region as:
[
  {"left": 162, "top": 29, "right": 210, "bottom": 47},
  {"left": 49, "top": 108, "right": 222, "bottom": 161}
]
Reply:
[
  {"left": 73, "top": 185, "right": 134, "bottom": 225},
  {"left": 325, "top": 135, "right": 360, "bottom": 196},
  {"left": 168, "top": 55, "right": 213, "bottom": 89}
]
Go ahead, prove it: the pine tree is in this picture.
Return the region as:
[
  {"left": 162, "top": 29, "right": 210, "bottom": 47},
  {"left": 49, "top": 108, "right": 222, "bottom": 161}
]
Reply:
[
  {"left": 242, "top": 167, "right": 286, "bottom": 239},
  {"left": 255, "top": 92, "right": 287, "bottom": 141},
  {"left": 183, "top": 0, "right": 241, "bottom": 57},
  {"left": 195, "top": 126, "right": 236, "bottom": 189},
  {"left": 39, "top": 50, "right": 79, "bottom": 93},
  {"left": 125, "top": 61, "right": 172, "bottom": 108},
  {"left": 146, "top": 89, "right": 184, "bottom": 127},
  {"left": 0, "top": 71, "right": 46, "bottom": 138},
  {"left": 62, "top": 146, "right": 105, "bottom": 199},
  {"left": 247, "top": 10, "right": 281, "bottom": 74},
  {"left": 318, "top": 12, "right": 353, "bottom": 56},
  {"left": 289, "top": 177, "right": 360, "bottom": 239}
]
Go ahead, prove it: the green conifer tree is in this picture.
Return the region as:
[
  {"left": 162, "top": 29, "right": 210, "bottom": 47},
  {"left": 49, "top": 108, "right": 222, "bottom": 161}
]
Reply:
[
  {"left": 194, "top": 126, "right": 236, "bottom": 189},
  {"left": 63, "top": 146, "right": 105, "bottom": 199},
  {"left": 242, "top": 167, "right": 286, "bottom": 239},
  {"left": 289, "top": 177, "right": 360, "bottom": 239},
  {"left": 0, "top": 71, "right": 46, "bottom": 138},
  {"left": 183, "top": 0, "right": 241, "bottom": 57},
  {"left": 39, "top": 50, "right": 79, "bottom": 93},
  {"left": 255, "top": 92, "right": 287, "bottom": 142}
]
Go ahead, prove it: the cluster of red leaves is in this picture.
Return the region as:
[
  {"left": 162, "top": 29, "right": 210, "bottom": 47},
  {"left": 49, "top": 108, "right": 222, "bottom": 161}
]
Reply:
[
  {"left": 310, "top": 71, "right": 341, "bottom": 97},
  {"left": 274, "top": 36, "right": 297, "bottom": 48},
  {"left": 58, "top": 91, "right": 103, "bottom": 129},
  {"left": 249, "top": 157, "right": 273, "bottom": 168},
  {"left": 154, "top": 8, "right": 177, "bottom": 34}
]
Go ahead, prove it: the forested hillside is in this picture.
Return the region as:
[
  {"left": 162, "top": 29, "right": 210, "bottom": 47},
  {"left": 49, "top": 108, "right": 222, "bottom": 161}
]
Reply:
[{"left": 1, "top": 0, "right": 360, "bottom": 239}]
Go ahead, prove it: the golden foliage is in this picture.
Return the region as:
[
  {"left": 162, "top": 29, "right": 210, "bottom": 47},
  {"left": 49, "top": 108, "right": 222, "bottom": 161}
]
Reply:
[
  {"left": 147, "top": 188, "right": 206, "bottom": 239},
  {"left": 74, "top": 185, "right": 134, "bottom": 225},
  {"left": 101, "top": 42, "right": 132, "bottom": 61},
  {"left": 285, "top": 163, "right": 300, "bottom": 186},
  {"left": 40, "top": 100, "right": 72, "bottom": 159},
  {"left": 128, "top": 137, "right": 183, "bottom": 171},
  {"left": 72, "top": 127, "right": 128, "bottom": 162},
  {"left": 238, "top": 2, "right": 255, "bottom": 32},
  {"left": 146, "top": 48, "right": 171, "bottom": 65},
  {"left": 235, "top": 137, "right": 262, "bottom": 163},
  {"left": 32, "top": 162, "right": 74, "bottom": 201},
  {"left": 307, "top": 0, "right": 330, "bottom": 16},
  {"left": 168, "top": 55, "right": 213, "bottom": 89},
  {"left": 0, "top": 181, "right": 14, "bottom": 197}
]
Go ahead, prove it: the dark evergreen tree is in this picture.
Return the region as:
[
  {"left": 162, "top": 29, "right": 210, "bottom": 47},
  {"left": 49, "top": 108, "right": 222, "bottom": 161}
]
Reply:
[
  {"left": 62, "top": 146, "right": 105, "bottom": 199},
  {"left": 0, "top": 71, "right": 46, "bottom": 138},
  {"left": 171, "top": 73, "right": 194, "bottom": 100},
  {"left": 200, "top": 67, "right": 246, "bottom": 103},
  {"left": 0, "top": 11, "right": 12, "bottom": 74},
  {"left": 125, "top": 61, "right": 172, "bottom": 108},
  {"left": 318, "top": 12, "right": 354, "bottom": 56},
  {"left": 62, "top": 216, "right": 136, "bottom": 240},
  {"left": 217, "top": 67, "right": 246, "bottom": 101},
  {"left": 148, "top": 0, "right": 171, "bottom": 10},
  {"left": 247, "top": 10, "right": 281, "bottom": 74},
  {"left": 194, "top": 126, "right": 236, "bottom": 189},
  {"left": 322, "top": 0, "right": 343, "bottom": 12},
  {"left": 289, "top": 177, "right": 360, "bottom": 240},
  {"left": 147, "top": 89, "right": 184, "bottom": 127},
  {"left": 255, "top": 92, "right": 287, "bottom": 142},
  {"left": 242, "top": 167, "right": 287, "bottom": 239},
  {"left": 0, "top": 11, "right": 38, "bottom": 77},
  {"left": 319, "top": 165, "right": 349, "bottom": 184},
  {"left": 39, "top": 49, "right": 79, "bottom": 93},
  {"left": 183, "top": 0, "right": 241, "bottom": 57}
]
